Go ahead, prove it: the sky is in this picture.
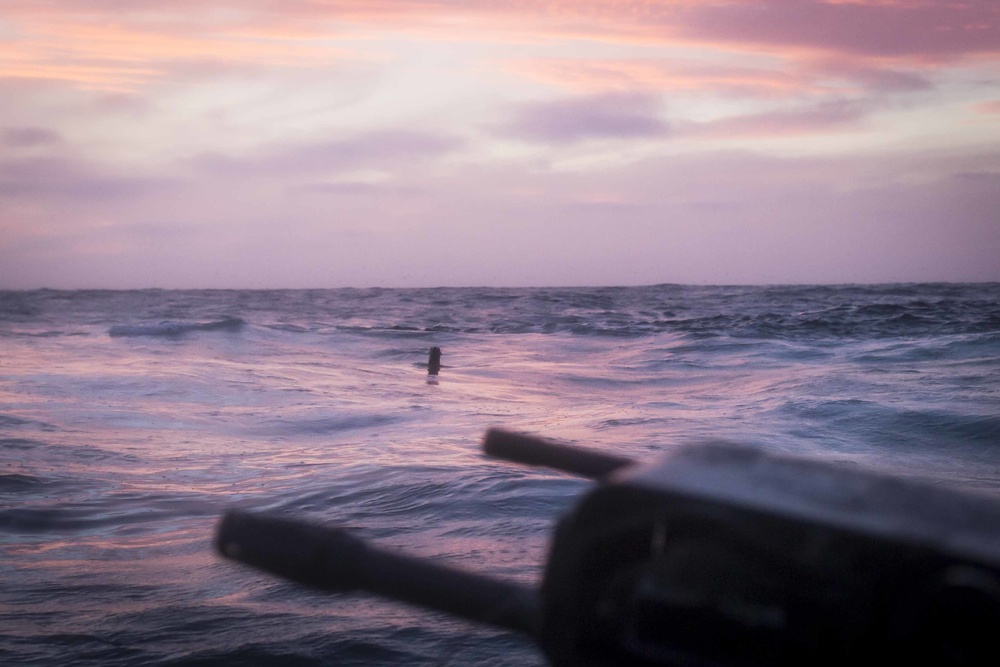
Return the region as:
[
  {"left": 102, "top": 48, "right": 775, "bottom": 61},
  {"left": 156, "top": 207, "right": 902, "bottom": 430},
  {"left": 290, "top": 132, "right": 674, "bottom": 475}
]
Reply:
[{"left": 1, "top": 0, "right": 998, "bottom": 289}]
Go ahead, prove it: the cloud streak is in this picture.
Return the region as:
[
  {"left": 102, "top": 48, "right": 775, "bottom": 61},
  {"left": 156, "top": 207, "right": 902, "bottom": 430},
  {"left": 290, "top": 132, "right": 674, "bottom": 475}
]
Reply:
[
  {"left": 672, "top": 0, "right": 999, "bottom": 60},
  {"left": 684, "top": 99, "right": 873, "bottom": 138},
  {"left": 4, "top": 1, "right": 997, "bottom": 90},
  {"left": 499, "top": 93, "right": 669, "bottom": 144},
  {"left": 189, "top": 130, "right": 464, "bottom": 179},
  {"left": 1, "top": 126, "right": 63, "bottom": 149},
  {"left": 0, "top": 154, "right": 172, "bottom": 200}
]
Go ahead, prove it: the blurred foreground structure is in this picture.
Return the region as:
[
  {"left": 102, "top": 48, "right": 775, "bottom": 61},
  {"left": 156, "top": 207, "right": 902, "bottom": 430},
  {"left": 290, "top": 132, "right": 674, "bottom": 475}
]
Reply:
[{"left": 218, "top": 429, "right": 1000, "bottom": 666}]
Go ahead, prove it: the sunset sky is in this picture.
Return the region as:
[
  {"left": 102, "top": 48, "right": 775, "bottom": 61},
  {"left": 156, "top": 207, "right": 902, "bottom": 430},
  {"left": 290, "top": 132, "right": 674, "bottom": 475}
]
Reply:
[{"left": 2, "top": 0, "right": 998, "bottom": 288}]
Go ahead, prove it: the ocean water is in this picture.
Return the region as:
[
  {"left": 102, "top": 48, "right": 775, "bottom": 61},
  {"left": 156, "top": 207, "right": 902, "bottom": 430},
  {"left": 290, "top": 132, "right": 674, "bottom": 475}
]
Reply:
[{"left": 2, "top": 284, "right": 999, "bottom": 666}]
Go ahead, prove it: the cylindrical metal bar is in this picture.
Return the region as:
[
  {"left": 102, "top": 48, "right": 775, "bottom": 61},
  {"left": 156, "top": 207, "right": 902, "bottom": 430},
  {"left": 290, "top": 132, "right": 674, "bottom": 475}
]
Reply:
[
  {"left": 483, "top": 429, "right": 633, "bottom": 479},
  {"left": 216, "top": 510, "right": 541, "bottom": 637}
]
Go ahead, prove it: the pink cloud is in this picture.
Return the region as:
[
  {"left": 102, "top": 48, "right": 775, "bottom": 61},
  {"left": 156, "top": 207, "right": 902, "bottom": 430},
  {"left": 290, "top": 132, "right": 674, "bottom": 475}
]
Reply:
[
  {"left": 5, "top": 2, "right": 997, "bottom": 82},
  {"left": 655, "top": 1, "right": 997, "bottom": 60},
  {"left": 499, "top": 93, "right": 872, "bottom": 143},
  {"left": 0, "top": 4, "right": 355, "bottom": 92},
  {"left": 503, "top": 57, "right": 823, "bottom": 97},
  {"left": 505, "top": 55, "right": 935, "bottom": 101},
  {"left": 685, "top": 99, "right": 872, "bottom": 138},
  {"left": 977, "top": 100, "right": 1000, "bottom": 114},
  {"left": 498, "top": 92, "right": 669, "bottom": 144},
  {"left": 0, "top": 154, "right": 173, "bottom": 200},
  {"left": 190, "top": 130, "right": 464, "bottom": 177},
  {"left": 806, "top": 57, "right": 934, "bottom": 93},
  {"left": 295, "top": 182, "right": 421, "bottom": 197},
  {"left": 1, "top": 126, "right": 63, "bottom": 149}
]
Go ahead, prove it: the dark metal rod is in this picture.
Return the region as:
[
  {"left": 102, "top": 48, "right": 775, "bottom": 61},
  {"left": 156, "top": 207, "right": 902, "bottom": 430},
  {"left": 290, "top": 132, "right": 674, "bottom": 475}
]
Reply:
[
  {"left": 483, "top": 429, "right": 634, "bottom": 479},
  {"left": 216, "top": 510, "right": 541, "bottom": 637}
]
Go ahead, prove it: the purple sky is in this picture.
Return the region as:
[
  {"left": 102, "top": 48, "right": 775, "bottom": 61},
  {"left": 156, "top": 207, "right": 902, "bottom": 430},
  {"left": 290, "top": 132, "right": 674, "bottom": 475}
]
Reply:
[{"left": 2, "top": 1, "right": 998, "bottom": 288}]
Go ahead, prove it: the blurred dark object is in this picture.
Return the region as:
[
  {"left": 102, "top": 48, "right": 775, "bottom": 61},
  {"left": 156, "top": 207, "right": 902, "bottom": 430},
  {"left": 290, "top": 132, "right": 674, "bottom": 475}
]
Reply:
[
  {"left": 428, "top": 347, "right": 442, "bottom": 375},
  {"left": 216, "top": 429, "right": 1000, "bottom": 666}
]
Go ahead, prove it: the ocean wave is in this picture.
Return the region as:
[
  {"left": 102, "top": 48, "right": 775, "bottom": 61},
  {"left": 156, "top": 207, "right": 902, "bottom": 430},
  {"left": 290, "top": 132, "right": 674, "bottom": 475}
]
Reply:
[
  {"left": 0, "top": 491, "right": 217, "bottom": 535},
  {"left": 0, "top": 414, "right": 59, "bottom": 431},
  {"left": 0, "top": 437, "right": 44, "bottom": 450},
  {"left": 779, "top": 398, "right": 1000, "bottom": 451},
  {"left": 85, "top": 283, "right": 997, "bottom": 341},
  {"left": 259, "top": 412, "right": 401, "bottom": 436},
  {"left": 6, "top": 329, "right": 71, "bottom": 338},
  {"left": 108, "top": 317, "right": 245, "bottom": 337},
  {"left": 0, "top": 472, "right": 49, "bottom": 491}
]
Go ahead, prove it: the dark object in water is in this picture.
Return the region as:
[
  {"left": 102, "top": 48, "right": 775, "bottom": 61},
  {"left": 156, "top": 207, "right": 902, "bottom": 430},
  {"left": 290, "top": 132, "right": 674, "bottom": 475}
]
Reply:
[
  {"left": 428, "top": 346, "right": 442, "bottom": 375},
  {"left": 216, "top": 429, "right": 1000, "bottom": 666}
]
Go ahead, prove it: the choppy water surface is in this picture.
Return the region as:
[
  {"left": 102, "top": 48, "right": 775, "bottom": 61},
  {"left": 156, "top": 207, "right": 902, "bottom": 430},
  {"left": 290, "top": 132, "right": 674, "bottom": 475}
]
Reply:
[{"left": 2, "top": 284, "right": 999, "bottom": 665}]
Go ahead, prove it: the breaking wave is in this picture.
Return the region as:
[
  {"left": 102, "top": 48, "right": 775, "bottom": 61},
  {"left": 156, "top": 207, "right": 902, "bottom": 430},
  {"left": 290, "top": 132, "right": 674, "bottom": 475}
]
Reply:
[{"left": 108, "top": 317, "right": 245, "bottom": 337}]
